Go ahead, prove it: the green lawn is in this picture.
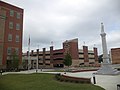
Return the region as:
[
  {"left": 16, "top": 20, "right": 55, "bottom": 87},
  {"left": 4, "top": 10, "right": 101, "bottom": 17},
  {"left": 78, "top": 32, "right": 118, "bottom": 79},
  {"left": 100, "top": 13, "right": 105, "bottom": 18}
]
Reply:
[{"left": 0, "top": 73, "right": 105, "bottom": 90}]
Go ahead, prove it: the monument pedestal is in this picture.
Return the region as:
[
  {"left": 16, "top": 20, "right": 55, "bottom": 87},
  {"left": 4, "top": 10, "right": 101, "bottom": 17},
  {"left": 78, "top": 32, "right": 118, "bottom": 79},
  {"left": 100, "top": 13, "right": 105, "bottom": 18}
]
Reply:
[{"left": 96, "top": 63, "right": 120, "bottom": 75}]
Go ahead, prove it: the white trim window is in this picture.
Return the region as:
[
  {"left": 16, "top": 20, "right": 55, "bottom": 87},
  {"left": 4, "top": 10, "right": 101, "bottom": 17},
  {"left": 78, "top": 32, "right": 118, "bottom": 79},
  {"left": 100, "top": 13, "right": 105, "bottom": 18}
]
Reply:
[
  {"left": 10, "top": 10, "right": 14, "bottom": 17},
  {"left": 15, "top": 48, "right": 19, "bottom": 55},
  {"left": 7, "top": 47, "right": 12, "bottom": 55},
  {"left": 16, "top": 35, "right": 19, "bottom": 42},
  {"left": 8, "top": 34, "right": 12, "bottom": 41},
  {"left": 16, "top": 12, "right": 20, "bottom": 19},
  {"left": 9, "top": 22, "right": 13, "bottom": 29},
  {"left": 16, "top": 23, "right": 20, "bottom": 30}
]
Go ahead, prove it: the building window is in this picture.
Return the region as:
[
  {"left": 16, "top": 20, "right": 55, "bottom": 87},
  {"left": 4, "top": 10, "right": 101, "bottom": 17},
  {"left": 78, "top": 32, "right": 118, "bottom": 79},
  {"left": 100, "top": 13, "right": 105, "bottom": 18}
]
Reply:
[
  {"left": 8, "top": 34, "right": 12, "bottom": 41},
  {"left": 7, "top": 47, "right": 12, "bottom": 55},
  {"left": 15, "top": 48, "right": 19, "bottom": 55},
  {"left": 16, "top": 23, "right": 20, "bottom": 30},
  {"left": 16, "top": 12, "right": 20, "bottom": 19},
  {"left": 16, "top": 35, "right": 20, "bottom": 42},
  {"left": 9, "top": 22, "right": 13, "bottom": 29},
  {"left": 10, "top": 10, "right": 14, "bottom": 16}
]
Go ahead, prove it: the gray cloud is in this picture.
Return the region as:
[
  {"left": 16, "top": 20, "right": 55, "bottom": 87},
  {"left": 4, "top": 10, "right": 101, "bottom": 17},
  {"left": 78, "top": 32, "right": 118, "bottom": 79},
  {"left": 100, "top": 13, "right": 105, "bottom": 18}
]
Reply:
[{"left": 5, "top": 0, "right": 120, "bottom": 54}]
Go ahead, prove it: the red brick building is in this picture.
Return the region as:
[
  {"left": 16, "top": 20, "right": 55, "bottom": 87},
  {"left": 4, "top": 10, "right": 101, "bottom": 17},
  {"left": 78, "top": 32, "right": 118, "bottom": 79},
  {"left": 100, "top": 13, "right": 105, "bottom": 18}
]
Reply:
[
  {"left": 63, "top": 39, "right": 98, "bottom": 66},
  {"left": 111, "top": 48, "right": 120, "bottom": 64},
  {"left": 23, "top": 38, "right": 99, "bottom": 69},
  {"left": 0, "top": 1, "right": 23, "bottom": 69},
  {"left": 63, "top": 39, "right": 79, "bottom": 66}
]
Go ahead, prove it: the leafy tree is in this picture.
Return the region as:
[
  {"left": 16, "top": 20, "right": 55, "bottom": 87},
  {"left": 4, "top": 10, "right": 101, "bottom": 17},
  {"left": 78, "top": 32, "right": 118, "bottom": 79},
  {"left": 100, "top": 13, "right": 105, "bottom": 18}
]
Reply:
[
  {"left": 63, "top": 53, "right": 72, "bottom": 67},
  {"left": 22, "top": 59, "right": 27, "bottom": 70},
  {"left": 12, "top": 52, "right": 19, "bottom": 70},
  {"left": 98, "top": 54, "right": 103, "bottom": 63}
]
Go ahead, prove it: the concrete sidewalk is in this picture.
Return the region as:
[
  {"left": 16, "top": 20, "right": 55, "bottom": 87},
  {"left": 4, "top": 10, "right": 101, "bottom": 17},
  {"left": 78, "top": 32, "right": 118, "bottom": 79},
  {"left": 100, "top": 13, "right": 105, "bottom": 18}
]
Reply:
[
  {"left": 63, "top": 71, "right": 120, "bottom": 90},
  {"left": 95, "top": 74, "right": 120, "bottom": 90}
]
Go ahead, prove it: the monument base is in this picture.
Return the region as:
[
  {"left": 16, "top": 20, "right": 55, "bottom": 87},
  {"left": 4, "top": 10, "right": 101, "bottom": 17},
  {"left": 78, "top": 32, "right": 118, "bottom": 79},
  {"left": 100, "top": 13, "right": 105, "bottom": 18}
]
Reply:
[{"left": 96, "top": 63, "right": 120, "bottom": 75}]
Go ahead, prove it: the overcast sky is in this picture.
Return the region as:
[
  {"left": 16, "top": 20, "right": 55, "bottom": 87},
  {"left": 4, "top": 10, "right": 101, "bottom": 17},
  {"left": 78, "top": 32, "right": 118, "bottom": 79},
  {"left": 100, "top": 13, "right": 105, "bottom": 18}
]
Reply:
[{"left": 4, "top": 0, "right": 120, "bottom": 54}]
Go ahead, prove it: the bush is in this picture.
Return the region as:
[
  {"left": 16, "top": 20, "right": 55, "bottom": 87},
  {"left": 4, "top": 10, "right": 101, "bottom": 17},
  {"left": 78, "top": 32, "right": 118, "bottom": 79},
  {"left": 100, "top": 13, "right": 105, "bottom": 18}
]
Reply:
[{"left": 55, "top": 73, "right": 61, "bottom": 80}]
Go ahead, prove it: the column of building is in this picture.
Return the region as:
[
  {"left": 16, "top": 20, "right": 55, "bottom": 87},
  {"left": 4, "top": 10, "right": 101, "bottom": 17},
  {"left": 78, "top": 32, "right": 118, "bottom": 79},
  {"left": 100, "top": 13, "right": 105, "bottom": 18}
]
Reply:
[
  {"left": 0, "top": 8, "right": 6, "bottom": 69},
  {"left": 43, "top": 48, "right": 46, "bottom": 67},
  {"left": 83, "top": 46, "right": 89, "bottom": 66},
  {"left": 50, "top": 46, "right": 53, "bottom": 68},
  {"left": 93, "top": 47, "right": 99, "bottom": 65},
  {"left": 36, "top": 49, "right": 39, "bottom": 70},
  {"left": 31, "top": 50, "right": 34, "bottom": 68}
]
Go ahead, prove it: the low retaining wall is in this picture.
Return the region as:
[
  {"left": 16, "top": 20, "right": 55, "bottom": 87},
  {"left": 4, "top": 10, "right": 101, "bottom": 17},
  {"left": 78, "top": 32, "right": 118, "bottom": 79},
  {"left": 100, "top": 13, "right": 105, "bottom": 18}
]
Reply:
[{"left": 55, "top": 74, "right": 91, "bottom": 84}]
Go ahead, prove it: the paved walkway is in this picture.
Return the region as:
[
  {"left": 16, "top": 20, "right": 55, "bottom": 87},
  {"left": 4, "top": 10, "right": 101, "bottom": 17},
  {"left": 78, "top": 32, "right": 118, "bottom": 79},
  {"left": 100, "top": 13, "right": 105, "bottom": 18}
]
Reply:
[
  {"left": 1, "top": 69, "right": 120, "bottom": 90},
  {"left": 95, "top": 74, "right": 120, "bottom": 90},
  {"left": 63, "top": 71, "right": 120, "bottom": 90}
]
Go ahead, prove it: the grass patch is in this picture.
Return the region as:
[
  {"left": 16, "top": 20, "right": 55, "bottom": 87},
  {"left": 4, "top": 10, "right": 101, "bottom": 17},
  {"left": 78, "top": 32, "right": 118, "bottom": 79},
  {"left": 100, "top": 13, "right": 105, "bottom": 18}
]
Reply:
[{"left": 0, "top": 73, "right": 105, "bottom": 90}]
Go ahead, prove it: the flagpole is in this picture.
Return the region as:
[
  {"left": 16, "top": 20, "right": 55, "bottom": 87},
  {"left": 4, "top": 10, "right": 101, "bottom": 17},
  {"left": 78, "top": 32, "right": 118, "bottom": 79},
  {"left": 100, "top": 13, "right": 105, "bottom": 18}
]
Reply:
[{"left": 28, "top": 36, "right": 31, "bottom": 71}]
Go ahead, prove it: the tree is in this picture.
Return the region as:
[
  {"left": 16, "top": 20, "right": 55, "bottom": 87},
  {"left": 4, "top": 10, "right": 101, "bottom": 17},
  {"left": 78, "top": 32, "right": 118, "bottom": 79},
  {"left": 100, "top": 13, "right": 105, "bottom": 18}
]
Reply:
[
  {"left": 98, "top": 54, "right": 103, "bottom": 63},
  {"left": 12, "top": 52, "right": 19, "bottom": 70},
  {"left": 22, "top": 59, "right": 27, "bottom": 70},
  {"left": 63, "top": 53, "right": 72, "bottom": 67}
]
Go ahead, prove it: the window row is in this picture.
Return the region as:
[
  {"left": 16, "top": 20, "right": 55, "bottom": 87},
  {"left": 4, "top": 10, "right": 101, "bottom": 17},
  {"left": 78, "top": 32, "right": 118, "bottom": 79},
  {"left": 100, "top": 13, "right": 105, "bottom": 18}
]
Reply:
[
  {"left": 10, "top": 10, "right": 21, "bottom": 19},
  {"left": 7, "top": 47, "right": 19, "bottom": 55},
  {"left": 9, "top": 22, "right": 20, "bottom": 30},
  {"left": 8, "top": 34, "right": 20, "bottom": 42}
]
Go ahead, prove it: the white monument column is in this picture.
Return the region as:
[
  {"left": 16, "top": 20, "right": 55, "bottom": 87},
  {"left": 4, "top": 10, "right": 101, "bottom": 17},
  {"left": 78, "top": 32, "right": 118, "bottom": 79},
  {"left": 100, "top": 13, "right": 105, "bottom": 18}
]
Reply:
[
  {"left": 100, "top": 23, "right": 109, "bottom": 64},
  {"left": 96, "top": 23, "right": 120, "bottom": 75}
]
